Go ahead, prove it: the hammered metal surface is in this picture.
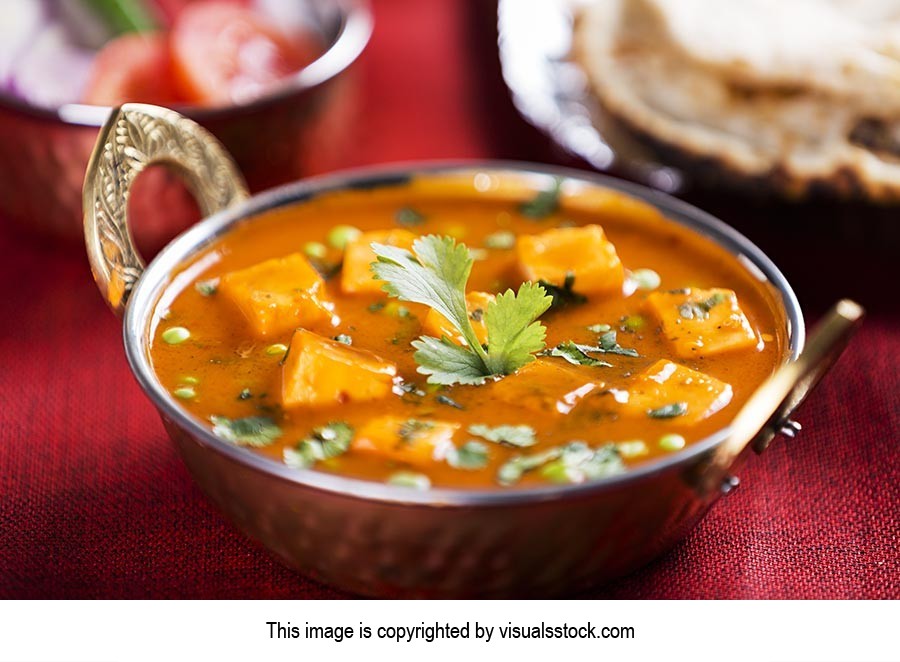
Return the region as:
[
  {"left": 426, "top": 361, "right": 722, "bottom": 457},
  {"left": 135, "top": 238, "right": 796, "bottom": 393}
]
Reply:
[{"left": 165, "top": 418, "right": 718, "bottom": 597}]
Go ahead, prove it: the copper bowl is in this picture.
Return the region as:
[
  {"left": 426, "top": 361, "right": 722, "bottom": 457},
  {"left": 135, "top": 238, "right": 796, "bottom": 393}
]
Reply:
[
  {"left": 82, "top": 105, "right": 862, "bottom": 597},
  {"left": 0, "top": 0, "right": 372, "bottom": 245}
]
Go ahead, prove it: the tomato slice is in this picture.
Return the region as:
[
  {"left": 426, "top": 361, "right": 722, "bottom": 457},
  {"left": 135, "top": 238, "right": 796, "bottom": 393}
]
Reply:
[
  {"left": 81, "top": 32, "right": 182, "bottom": 106},
  {"left": 170, "top": 2, "right": 320, "bottom": 105}
]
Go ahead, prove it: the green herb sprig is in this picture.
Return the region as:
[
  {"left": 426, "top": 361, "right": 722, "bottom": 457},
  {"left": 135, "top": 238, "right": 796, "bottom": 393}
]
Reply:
[{"left": 371, "top": 235, "right": 552, "bottom": 385}]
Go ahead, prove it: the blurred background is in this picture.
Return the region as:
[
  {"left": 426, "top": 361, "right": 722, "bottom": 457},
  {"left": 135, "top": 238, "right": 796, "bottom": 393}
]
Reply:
[{"left": 0, "top": 0, "right": 896, "bottom": 598}]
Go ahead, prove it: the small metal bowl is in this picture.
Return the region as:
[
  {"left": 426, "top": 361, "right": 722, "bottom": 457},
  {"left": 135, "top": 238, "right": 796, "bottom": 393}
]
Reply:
[
  {"left": 0, "top": 0, "right": 372, "bottom": 244},
  {"left": 83, "top": 105, "right": 862, "bottom": 597}
]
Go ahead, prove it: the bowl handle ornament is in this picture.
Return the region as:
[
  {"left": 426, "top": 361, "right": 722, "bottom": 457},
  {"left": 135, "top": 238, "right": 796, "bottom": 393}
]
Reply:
[
  {"left": 83, "top": 104, "right": 249, "bottom": 317},
  {"left": 691, "top": 299, "right": 865, "bottom": 496}
]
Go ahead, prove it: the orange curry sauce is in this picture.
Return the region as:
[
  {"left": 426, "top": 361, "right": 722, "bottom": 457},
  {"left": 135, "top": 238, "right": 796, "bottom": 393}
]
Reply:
[{"left": 149, "top": 175, "right": 788, "bottom": 488}]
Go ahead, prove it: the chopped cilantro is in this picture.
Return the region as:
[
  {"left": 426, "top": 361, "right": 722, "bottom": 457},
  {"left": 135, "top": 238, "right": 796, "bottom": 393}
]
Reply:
[
  {"left": 678, "top": 292, "right": 726, "bottom": 321},
  {"left": 539, "top": 443, "right": 624, "bottom": 484},
  {"left": 647, "top": 402, "right": 688, "bottom": 419},
  {"left": 447, "top": 441, "right": 489, "bottom": 470},
  {"left": 435, "top": 393, "right": 464, "bottom": 409},
  {"left": 538, "top": 273, "right": 587, "bottom": 310},
  {"left": 195, "top": 278, "right": 219, "bottom": 296},
  {"left": 237, "top": 388, "right": 252, "bottom": 400},
  {"left": 387, "top": 471, "right": 431, "bottom": 489},
  {"left": 596, "top": 330, "right": 639, "bottom": 357},
  {"left": 395, "top": 207, "right": 426, "bottom": 227},
  {"left": 519, "top": 178, "right": 562, "bottom": 219},
  {"left": 398, "top": 419, "right": 435, "bottom": 444},
  {"left": 546, "top": 341, "right": 613, "bottom": 367},
  {"left": 333, "top": 334, "right": 353, "bottom": 345},
  {"left": 210, "top": 415, "right": 282, "bottom": 447},
  {"left": 468, "top": 423, "right": 537, "bottom": 448},
  {"left": 283, "top": 421, "right": 353, "bottom": 469}
]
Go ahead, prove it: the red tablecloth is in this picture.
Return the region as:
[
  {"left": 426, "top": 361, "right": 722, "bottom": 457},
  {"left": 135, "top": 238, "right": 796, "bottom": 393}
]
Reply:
[{"left": 1, "top": 0, "right": 898, "bottom": 599}]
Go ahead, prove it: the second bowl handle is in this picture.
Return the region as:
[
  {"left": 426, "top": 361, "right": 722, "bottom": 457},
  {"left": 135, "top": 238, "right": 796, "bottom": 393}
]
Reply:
[{"left": 83, "top": 103, "right": 249, "bottom": 317}]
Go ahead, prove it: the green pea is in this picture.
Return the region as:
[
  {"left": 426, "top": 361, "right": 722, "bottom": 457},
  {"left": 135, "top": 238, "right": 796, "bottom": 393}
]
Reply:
[
  {"left": 616, "top": 440, "right": 648, "bottom": 458},
  {"left": 180, "top": 376, "right": 200, "bottom": 385},
  {"left": 265, "top": 343, "right": 288, "bottom": 356},
  {"left": 387, "top": 471, "right": 431, "bottom": 490},
  {"left": 162, "top": 327, "right": 190, "bottom": 344},
  {"left": 659, "top": 433, "right": 686, "bottom": 452},
  {"left": 484, "top": 231, "right": 516, "bottom": 250},
  {"left": 327, "top": 225, "right": 362, "bottom": 250},
  {"left": 631, "top": 268, "right": 661, "bottom": 291},
  {"left": 623, "top": 315, "right": 645, "bottom": 331},
  {"left": 303, "top": 241, "right": 327, "bottom": 259},
  {"left": 587, "top": 323, "right": 611, "bottom": 334},
  {"left": 173, "top": 386, "right": 196, "bottom": 400}
]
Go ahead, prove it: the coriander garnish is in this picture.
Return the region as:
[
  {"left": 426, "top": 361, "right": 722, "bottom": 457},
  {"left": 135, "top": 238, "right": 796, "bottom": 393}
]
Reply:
[
  {"left": 435, "top": 393, "right": 464, "bottom": 409},
  {"left": 538, "top": 273, "right": 587, "bottom": 310},
  {"left": 395, "top": 207, "right": 426, "bottom": 227},
  {"left": 447, "top": 441, "right": 489, "bottom": 470},
  {"left": 387, "top": 471, "right": 431, "bottom": 489},
  {"left": 545, "top": 341, "right": 613, "bottom": 367},
  {"left": 195, "top": 278, "right": 219, "bottom": 296},
  {"left": 468, "top": 423, "right": 536, "bottom": 448},
  {"left": 678, "top": 292, "right": 726, "bottom": 321},
  {"left": 519, "top": 178, "right": 562, "bottom": 219},
  {"left": 647, "top": 402, "right": 688, "bottom": 419},
  {"left": 211, "top": 415, "right": 282, "bottom": 447},
  {"left": 371, "top": 235, "right": 552, "bottom": 385},
  {"left": 283, "top": 421, "right": 353, "bottom": 469}
]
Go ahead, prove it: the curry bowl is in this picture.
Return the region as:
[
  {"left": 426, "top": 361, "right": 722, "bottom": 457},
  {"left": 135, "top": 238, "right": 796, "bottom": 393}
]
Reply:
[{"left": 83, "top": 104, "right": 862, "bottom": 597}]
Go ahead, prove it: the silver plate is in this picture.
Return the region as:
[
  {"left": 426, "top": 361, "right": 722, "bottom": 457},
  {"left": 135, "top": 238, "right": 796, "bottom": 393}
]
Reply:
[{"left": 497, "top": 0, "right": 684, "bottom": 193}]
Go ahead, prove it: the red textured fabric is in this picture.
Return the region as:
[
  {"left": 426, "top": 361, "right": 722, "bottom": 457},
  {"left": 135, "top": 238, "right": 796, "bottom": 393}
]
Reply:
[{"left": 1, "top": 0, "right": 898, "bottom": 599}]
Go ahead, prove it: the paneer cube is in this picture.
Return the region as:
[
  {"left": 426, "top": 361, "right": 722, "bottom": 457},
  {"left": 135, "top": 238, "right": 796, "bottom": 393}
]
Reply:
[
  {"left": 491, "top": 359, "right": 601, "bottom": 415},
  {"left": 619, "top": 359, "right": 732, "bottom": 424},
  {"left": 516, "top": 224, "right": 625, "bottom": 295},
  {"left": 340, "top": 229, "right": 417, "bottom": 294},
  {"left": 422, "top": 291, "right": 494, "bottom": 346},
  {"left": 219, "top": 253, "right": 333, "bottom": 338},
  {"left": 644, "top": 288, "right": 758, "bottom": 358},
  {"left": 281, "top": 330, "right": 397, "bottom": 407},
  {"left": 351, "top": 415, "right": 459, "bottom": 468}
]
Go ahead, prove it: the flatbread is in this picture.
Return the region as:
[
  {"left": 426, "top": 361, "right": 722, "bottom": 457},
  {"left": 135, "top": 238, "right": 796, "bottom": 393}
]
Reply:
[{"left": 573, "top": 0, "right": 900, "bottom": 200}]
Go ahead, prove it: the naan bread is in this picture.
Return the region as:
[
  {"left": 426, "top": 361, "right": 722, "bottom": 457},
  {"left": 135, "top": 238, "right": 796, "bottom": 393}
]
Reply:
[{"left": 573, "top": 0, "right": 900, "bottom": 199}]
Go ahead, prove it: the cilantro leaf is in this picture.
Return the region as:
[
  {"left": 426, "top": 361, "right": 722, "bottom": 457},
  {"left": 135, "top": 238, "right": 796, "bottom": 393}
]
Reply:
[
  {"left": 519, "top": 178, "right": 562, "bottom": 219},
  {"left": 546, "top": 341, "right": 613, "bottom": 367},
  {"left": 372, "top": 236, "right": 485, "bottom": 356},
  {"left": 210, "top": 415, "right": 282, "bottom": 447},
  {"left": 483, "top": 282, "right": 552, "bottom": 375},
  {"left": 497, "top": 447, "right": 563, "bottom": 485},
  {"left": 468, "top": 423, "right": 537, "bottom": 448},
  {"left": 395, "top": 207, "right": 426, "bottom": 226},
  {"left": 595, "top": 330, "right": 639, "bottom": 357},
  {"left": 540, "top": 442, "right": 625, "bottom": 484},
  {"left": 411, "top": 335, "right": 490, "bottom": 385},
  {"left": 372, "top": 236, "right": 551, "bottom": 385},
  {"left": 447, "top": 441, "right": 489, "bottom": 470},
  {"left": 678, "top": 292, "right": 726, "bottom": 321},
  {"left": 538, "top": 273, "right": 587, "bottom": 310},
  {"left": 647, "top": 402, "right": 688, "bottom": 419},
  {"left": 283, "top": 421, "right": 353, "bottom": 469}
]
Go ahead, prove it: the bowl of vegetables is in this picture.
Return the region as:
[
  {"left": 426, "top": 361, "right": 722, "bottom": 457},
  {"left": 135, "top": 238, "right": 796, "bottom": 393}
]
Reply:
[
  {"left": 84, "top": 103, "right": 862, "bottom": 597},
  {"left": 0, "top": 0, "right": 372, "bottom": 245}
]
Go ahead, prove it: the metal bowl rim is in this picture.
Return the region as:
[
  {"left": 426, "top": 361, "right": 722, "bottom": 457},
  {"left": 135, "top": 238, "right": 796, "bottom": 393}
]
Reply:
[
  {"left": 0, "top": 0, "right": 373, "bottom": 127},
  {"left": 123, "top": 160, "right": 805, "bottom": 507}
]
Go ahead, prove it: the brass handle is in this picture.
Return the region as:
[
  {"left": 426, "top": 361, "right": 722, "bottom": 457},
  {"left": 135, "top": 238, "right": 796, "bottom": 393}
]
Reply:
[
  {"left": 83, "top": 103, "right": 249, "bottom": 317},
  {"left": 693, "top": 299, "right": 865, "bottom": 495}
]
